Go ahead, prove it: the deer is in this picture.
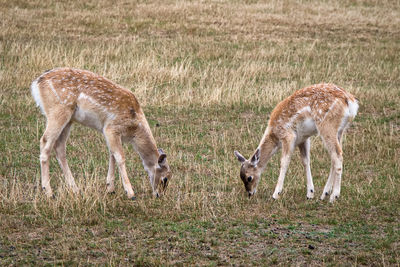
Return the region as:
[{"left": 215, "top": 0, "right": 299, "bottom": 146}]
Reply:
[
  {"left": 234, "top": 83, "right": 358, "bottom": 203},
  {"left": 31, "top": 67, "right": 171, "bottom": 200}
]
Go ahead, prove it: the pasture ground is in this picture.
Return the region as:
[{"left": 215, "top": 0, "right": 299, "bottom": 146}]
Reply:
[{"left": 1, "top": 0, "right": 399, "bottom": 265}]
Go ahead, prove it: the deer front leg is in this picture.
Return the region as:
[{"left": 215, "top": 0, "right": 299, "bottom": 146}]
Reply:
[
  {"left": 273, "top": 135, "right": 295, "bottom": 199},
  {"left": 104, "top": 128, "right": 135, "bottom": 200},
  {"left": 106, "top": 153, "right": 116, "bottom": 193},
  {"left": 298, "top": 138, "right": 314, "bottom": 199}
]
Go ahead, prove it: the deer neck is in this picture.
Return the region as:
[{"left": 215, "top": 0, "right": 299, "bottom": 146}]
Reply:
[
  {"left": 132, "top": 119, "right": 159, "bottom": 174},
  {"left": 256, "top": 128, "right": 279, "bottom": 171}
]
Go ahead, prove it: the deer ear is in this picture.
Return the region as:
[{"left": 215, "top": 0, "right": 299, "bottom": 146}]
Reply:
[
  {"left": 158, "top": 150, "right": 167, "bottom": 166},
  {"left": 250, "top": 148, "right": 260, "bottom": 166},
  {"left": 234, "top": 150, "right": 246, "bottom": 163}
]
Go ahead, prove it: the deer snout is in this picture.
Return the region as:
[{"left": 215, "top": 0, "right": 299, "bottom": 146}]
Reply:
[
  {"left": 247, "top": 188, "right": 257, "bottom": 198},
  {"left": 161, "top": 177, "right": 169, "bottom": 191}
]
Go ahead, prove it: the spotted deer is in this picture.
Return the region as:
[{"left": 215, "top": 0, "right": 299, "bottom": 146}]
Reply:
[
  {"left": 234, "top": 84, "right": 358, "bottom": 202},
  {"left": 31, "top": 68, "right": 171, "bottom": 199}
]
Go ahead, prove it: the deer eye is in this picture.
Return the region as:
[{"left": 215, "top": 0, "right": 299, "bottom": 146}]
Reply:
[{"left": 247, "top": 176, "right": 253, "bottom": 182}]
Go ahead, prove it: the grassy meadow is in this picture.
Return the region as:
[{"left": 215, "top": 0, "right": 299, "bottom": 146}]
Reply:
[{"left": 1, "top": 0, "right": 399, "bottom": 265}]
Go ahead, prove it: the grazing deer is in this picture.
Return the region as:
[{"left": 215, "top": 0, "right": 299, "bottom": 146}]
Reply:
[
  {"left": 234, "top": 84, "right": 358, "bottom": 202},
  {"left": 31, "top": 68, "right": 171, "bottom": 199}
]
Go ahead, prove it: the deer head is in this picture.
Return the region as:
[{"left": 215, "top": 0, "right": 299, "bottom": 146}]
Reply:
[
  {"left": 153, "top": 148, "right": 171, "bottom": 196},
  {"left": 234, "top": 148, "right": 261, "bottom": 197}
]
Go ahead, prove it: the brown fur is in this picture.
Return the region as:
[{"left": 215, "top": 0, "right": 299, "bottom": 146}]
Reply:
[
  {"left": 32, "top": 68, "right": 171, "bottom": 199},
  {"left": 235, "top": 83, "right": 358, "bottom": 202}
]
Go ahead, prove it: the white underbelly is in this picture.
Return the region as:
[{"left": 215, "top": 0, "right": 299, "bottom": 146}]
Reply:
[
  {"left": 72, "top": 106, "right": 104, "bottom": 131},
  {"left": 295, "top": 118, "right": 317, "bottom": 145}
]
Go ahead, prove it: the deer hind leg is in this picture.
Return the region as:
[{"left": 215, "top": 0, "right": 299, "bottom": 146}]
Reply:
[
  {"left": 328, "top": 116, "right": 352, "bottom": 201},
  {"left": 329, "top": 143, "right": 343, "bottom": 203},
  {"left": 320, "top": 159, "right": 335, "bottom": 200},
  {"left": 103, "top": 128, "right": 135, "bottom": 199},
  {"left": 54, "top": 122, "right": 78, "bottom": 193},
  {"left": 106, "top": 153, "right": 116, "bottom": 193},
  {"left": 272, "top": 133, "right": 296, "bottom": 199},
  {"left": 320, "top": 132, "right": 343, "bottom": 202},
  {"left": 298, "top": 138, "right": 315, "bottom": 199},
  {"left": 40, "top": 111, "right": 73, "bottom": 197}
]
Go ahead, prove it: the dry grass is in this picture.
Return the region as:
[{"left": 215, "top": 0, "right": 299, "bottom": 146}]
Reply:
[{"left": 1, "top": 0, "right": 399, "bottom": 265}]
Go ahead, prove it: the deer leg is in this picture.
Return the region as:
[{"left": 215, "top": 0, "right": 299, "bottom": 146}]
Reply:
[
  {"left": 320, "top": 132, "right": 343, "bottom": 202},
  {"left": 40, "top": 112, "right": 73, "bottom": 197},
  {"left": 321, "top": 159, "right": 335, "bottom": 200},
  {"left": 106, "top": 153, "right": 116, "bottom": 193},
  {"left": 272, "top": 134, "right": 295, "bottom": 199},
  {"left": 329, "top": 144, "right": 343, "bottom": 203},
  {"left": 104, "top": 128, "right": 135, "bottom": 199},
  {"left": 298, "top": 138, "right": 314, "bottom": 199},
  {"left": 328, "top": 119, "right": 349, "bottom": 202},
  {"left": 54, "top": 122, "right": 78, "bottom": 193}
]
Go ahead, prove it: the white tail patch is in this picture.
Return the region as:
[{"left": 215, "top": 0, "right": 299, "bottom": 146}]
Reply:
[
  {"left": 347, "top": 99, "right": 359, "bottom": 118},
  {"left": 31, "top": 79, "right": 45, "bottom": 114}
]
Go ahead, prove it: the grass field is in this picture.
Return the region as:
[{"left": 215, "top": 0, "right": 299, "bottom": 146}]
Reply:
[{"left": 1, "top": 0, "right": 399, "bottom": 265}]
